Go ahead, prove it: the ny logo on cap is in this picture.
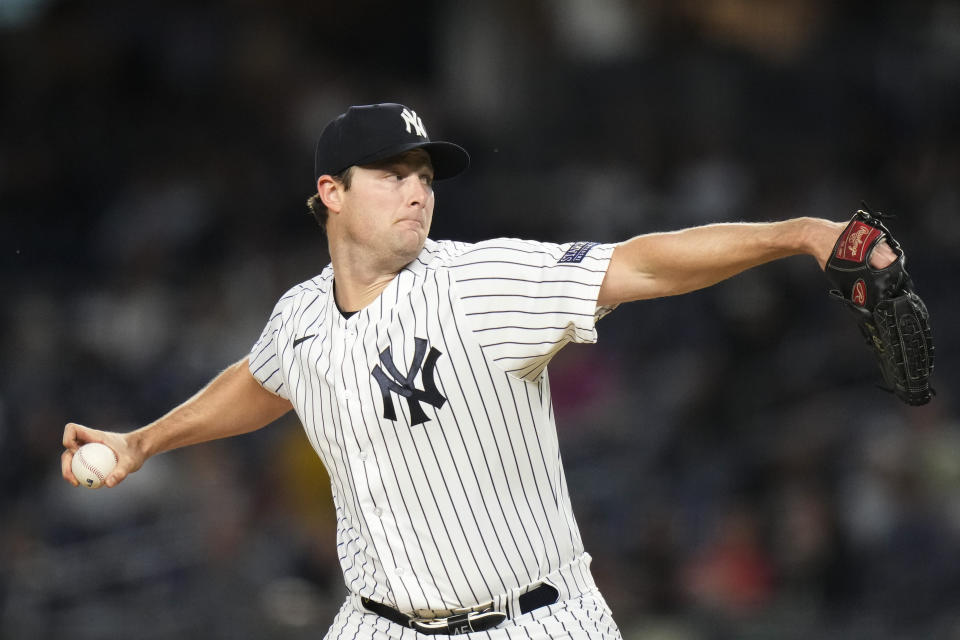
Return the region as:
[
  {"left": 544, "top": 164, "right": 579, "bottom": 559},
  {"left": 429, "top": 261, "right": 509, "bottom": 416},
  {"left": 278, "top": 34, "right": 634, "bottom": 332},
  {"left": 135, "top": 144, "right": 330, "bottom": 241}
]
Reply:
[
  {"left": 400, "top": 108, "right": 428, "bottom": 138},
  {"left": 372, "top": 337, "right": 446, "bottom": 426}
]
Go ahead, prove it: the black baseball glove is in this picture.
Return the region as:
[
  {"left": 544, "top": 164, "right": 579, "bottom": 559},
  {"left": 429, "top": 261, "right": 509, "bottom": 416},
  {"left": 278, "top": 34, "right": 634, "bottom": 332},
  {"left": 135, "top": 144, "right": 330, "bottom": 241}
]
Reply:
[{"left": 825, "top": 207, "right": 935, "bottom": 405}]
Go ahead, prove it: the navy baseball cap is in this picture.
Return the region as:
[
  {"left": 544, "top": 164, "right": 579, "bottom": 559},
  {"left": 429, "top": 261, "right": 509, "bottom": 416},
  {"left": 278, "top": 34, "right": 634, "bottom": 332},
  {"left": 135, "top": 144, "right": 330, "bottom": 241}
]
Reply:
[{"left": 314, "top": 103, "right": 470, "bottom": 181}]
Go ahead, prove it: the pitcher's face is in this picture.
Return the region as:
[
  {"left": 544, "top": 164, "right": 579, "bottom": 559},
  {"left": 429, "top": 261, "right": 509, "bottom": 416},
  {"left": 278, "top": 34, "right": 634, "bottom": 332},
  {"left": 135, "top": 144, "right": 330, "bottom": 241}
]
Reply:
[{"left": 336, "top": 150, "right": 435, "bottom": 262}]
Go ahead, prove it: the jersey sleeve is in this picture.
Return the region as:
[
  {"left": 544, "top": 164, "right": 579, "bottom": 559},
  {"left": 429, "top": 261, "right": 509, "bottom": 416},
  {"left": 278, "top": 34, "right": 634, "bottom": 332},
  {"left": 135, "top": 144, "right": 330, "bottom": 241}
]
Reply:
[
  {"left": 248, "top": 288, "right": 301, "bottom": 399},
  {"left": 447, "top": 238, "right": 617, "bottom": 379}
]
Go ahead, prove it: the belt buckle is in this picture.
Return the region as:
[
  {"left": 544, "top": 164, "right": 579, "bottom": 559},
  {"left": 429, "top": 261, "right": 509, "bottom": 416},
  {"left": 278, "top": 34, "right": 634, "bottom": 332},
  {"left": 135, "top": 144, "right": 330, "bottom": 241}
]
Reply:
[{"left": 410, "top": 606, "right": 506, "bottom": 635}]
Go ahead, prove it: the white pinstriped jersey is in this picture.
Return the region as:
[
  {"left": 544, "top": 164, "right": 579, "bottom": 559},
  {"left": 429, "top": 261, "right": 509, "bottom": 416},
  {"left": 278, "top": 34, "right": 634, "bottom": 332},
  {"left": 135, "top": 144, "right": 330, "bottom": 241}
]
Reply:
[{"left": 249, "top": 237, "right": 616, "bottom": 615}]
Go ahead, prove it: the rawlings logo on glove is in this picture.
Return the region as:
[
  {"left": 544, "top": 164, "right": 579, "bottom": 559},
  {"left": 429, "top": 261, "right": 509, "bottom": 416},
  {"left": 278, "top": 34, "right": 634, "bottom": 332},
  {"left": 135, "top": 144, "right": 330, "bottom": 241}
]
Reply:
[{"left": 825, "top": 207, "right": 935, "bottom": 405}]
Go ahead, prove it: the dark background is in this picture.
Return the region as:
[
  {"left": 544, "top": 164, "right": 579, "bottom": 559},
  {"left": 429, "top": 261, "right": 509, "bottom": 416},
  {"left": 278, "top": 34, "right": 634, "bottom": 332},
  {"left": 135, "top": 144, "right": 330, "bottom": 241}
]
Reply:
[{"left": 2, "top": 1, "right": 959, "bottom": 638}]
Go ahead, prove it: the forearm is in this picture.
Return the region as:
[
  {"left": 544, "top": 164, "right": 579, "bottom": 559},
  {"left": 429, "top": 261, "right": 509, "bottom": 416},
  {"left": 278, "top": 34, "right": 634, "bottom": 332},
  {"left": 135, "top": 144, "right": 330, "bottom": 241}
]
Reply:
[
  {"left": 599, "top": 217, "right": 838, "bottom": 305},
  {"left": 132, "top": 358, "right": 293, "bottom": 458},
  {"left": 626, "top": 219, "right": 810, "bottom": 293}
]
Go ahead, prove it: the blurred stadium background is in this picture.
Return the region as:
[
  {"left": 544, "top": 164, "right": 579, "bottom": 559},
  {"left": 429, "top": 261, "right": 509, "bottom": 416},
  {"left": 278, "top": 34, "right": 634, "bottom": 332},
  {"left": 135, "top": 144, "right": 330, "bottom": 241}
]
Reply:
[{"left": 2, "top": 1, "right": 959, "bottom": 638}]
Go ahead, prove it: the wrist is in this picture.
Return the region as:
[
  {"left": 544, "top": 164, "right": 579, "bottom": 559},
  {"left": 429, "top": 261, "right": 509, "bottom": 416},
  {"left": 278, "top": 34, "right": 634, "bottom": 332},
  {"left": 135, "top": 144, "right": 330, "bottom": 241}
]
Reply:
[
  {"left": 128, "top": 424, "right": 158, "bottom": 459},
  {"left": 796, "top": 217, "right": 845, "bottom": 269}
]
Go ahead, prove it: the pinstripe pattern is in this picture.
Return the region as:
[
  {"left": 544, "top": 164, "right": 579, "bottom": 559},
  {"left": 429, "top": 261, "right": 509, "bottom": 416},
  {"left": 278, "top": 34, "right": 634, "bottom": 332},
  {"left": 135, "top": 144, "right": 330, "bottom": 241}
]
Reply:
[{"left": 249, "top": 237, "right": 618, "bottom": 627}]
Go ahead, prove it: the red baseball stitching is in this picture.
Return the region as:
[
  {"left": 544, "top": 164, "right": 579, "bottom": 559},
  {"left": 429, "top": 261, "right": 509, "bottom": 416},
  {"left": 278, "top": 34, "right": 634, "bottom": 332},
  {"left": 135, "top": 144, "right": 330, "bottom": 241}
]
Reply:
[{"left": 78, "top": 448, "right": 113, "bottom": 484}]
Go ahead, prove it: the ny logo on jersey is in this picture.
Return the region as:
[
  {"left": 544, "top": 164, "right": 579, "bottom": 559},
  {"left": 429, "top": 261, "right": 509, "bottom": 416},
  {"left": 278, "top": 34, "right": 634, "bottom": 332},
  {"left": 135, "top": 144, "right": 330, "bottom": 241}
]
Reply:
[
  {"left": 372, "top": 338, "right": 446, "bottom": 426},
  {"left": 400, "top": 108, "right": 428, "bottom": 138}
]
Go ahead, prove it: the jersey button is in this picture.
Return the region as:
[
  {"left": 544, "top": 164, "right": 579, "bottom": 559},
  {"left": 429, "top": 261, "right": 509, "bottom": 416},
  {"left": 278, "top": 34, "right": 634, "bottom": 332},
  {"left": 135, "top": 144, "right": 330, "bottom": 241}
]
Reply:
[
  {"left": 373, "top": 507, "right": 383, "bottom": 518},
  {"left": 342, "top": 390, "right": 353, "bottom": 401},
  {"left": 358, "top": 450, "right": 368, "bottom": 461}
]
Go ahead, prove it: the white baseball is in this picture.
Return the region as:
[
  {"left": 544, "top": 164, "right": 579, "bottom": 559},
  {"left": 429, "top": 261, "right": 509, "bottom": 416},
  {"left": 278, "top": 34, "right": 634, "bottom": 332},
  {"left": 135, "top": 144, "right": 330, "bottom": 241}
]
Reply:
[{"left": 72, "top": 442, "right": 118, "bottom": 489}]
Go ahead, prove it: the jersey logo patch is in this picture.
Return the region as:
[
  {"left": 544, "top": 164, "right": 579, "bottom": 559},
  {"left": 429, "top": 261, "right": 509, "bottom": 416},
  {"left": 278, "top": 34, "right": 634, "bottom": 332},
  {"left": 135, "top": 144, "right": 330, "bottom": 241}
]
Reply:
[
  {"left": 371, "top": 337, "right": 446, "bottom": 426},
  {"left": 558, "top": 241, "right": 598, "bottom": 264},
  {"left": 293, "top": 334, "right": 316, "bottom": 347}
]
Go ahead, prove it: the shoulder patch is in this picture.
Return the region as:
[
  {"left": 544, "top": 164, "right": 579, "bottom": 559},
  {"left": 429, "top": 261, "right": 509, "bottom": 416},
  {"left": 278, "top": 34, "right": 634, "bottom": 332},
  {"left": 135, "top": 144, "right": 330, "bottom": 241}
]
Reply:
[{"left": 558, "top": 241, "right": 598, "bottom": 264}]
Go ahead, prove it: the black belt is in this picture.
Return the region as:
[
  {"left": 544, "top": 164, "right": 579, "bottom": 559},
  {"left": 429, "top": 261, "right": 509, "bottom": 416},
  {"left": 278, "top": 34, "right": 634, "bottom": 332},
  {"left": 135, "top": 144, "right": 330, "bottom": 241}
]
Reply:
[{"left": 361, "top": 582, "right": 559, "bottom": 635}]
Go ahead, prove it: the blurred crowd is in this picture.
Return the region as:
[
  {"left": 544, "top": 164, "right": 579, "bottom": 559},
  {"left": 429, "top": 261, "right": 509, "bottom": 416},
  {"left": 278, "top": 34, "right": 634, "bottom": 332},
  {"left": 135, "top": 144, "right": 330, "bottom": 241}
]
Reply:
[{"left": 2, "top": 1, "right": 959, "bottom": 638}]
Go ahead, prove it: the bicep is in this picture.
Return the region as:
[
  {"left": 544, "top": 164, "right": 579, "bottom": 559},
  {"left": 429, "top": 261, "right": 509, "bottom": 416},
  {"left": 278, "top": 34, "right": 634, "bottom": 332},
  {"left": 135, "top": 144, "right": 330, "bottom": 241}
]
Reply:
[
  {"left": 234, "top": 357, "right": 294, "bottom": 428},
  {"left": 597, "top": 240, "right": 660, "bottom": 307}
]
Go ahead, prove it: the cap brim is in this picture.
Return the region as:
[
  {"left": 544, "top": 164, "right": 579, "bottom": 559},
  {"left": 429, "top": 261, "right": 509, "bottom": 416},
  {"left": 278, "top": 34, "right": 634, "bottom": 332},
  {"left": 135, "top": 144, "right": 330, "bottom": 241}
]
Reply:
[{"left": 354, "top": 141, "right": 470, "bottom": 180}]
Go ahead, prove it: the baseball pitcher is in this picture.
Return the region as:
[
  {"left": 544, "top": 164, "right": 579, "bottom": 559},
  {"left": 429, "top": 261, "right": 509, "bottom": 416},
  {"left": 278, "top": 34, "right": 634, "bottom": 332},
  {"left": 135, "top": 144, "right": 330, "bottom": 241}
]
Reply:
[{"left": 61, "top": 103, "right": 931, "bottom": 638}]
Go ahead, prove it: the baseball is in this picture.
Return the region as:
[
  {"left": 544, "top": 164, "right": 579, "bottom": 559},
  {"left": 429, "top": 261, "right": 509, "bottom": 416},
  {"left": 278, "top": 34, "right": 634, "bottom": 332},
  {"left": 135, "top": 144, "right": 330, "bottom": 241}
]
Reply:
[{"left": 72, "top": 442, "right": 118, "bottom": 489}]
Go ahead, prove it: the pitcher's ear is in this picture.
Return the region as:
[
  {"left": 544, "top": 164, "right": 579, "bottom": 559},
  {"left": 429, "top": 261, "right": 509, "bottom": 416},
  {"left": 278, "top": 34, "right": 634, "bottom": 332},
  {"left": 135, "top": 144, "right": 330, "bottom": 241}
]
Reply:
[{"left": 317, "top": 175, "right": 342, "bottom": 211}]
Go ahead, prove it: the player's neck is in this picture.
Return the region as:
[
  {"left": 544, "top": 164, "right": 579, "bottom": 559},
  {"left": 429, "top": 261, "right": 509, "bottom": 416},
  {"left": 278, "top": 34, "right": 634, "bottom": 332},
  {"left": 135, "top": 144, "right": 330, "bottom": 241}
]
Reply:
[
  {"left": 328, "top": 256, "right": 400, "bottom": 313},
  {"left": 327, "top": 234, "right": 421, "bottom": 312},
  {"left": 331, "top": 274, "right": 394, "bottom": 313}
]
